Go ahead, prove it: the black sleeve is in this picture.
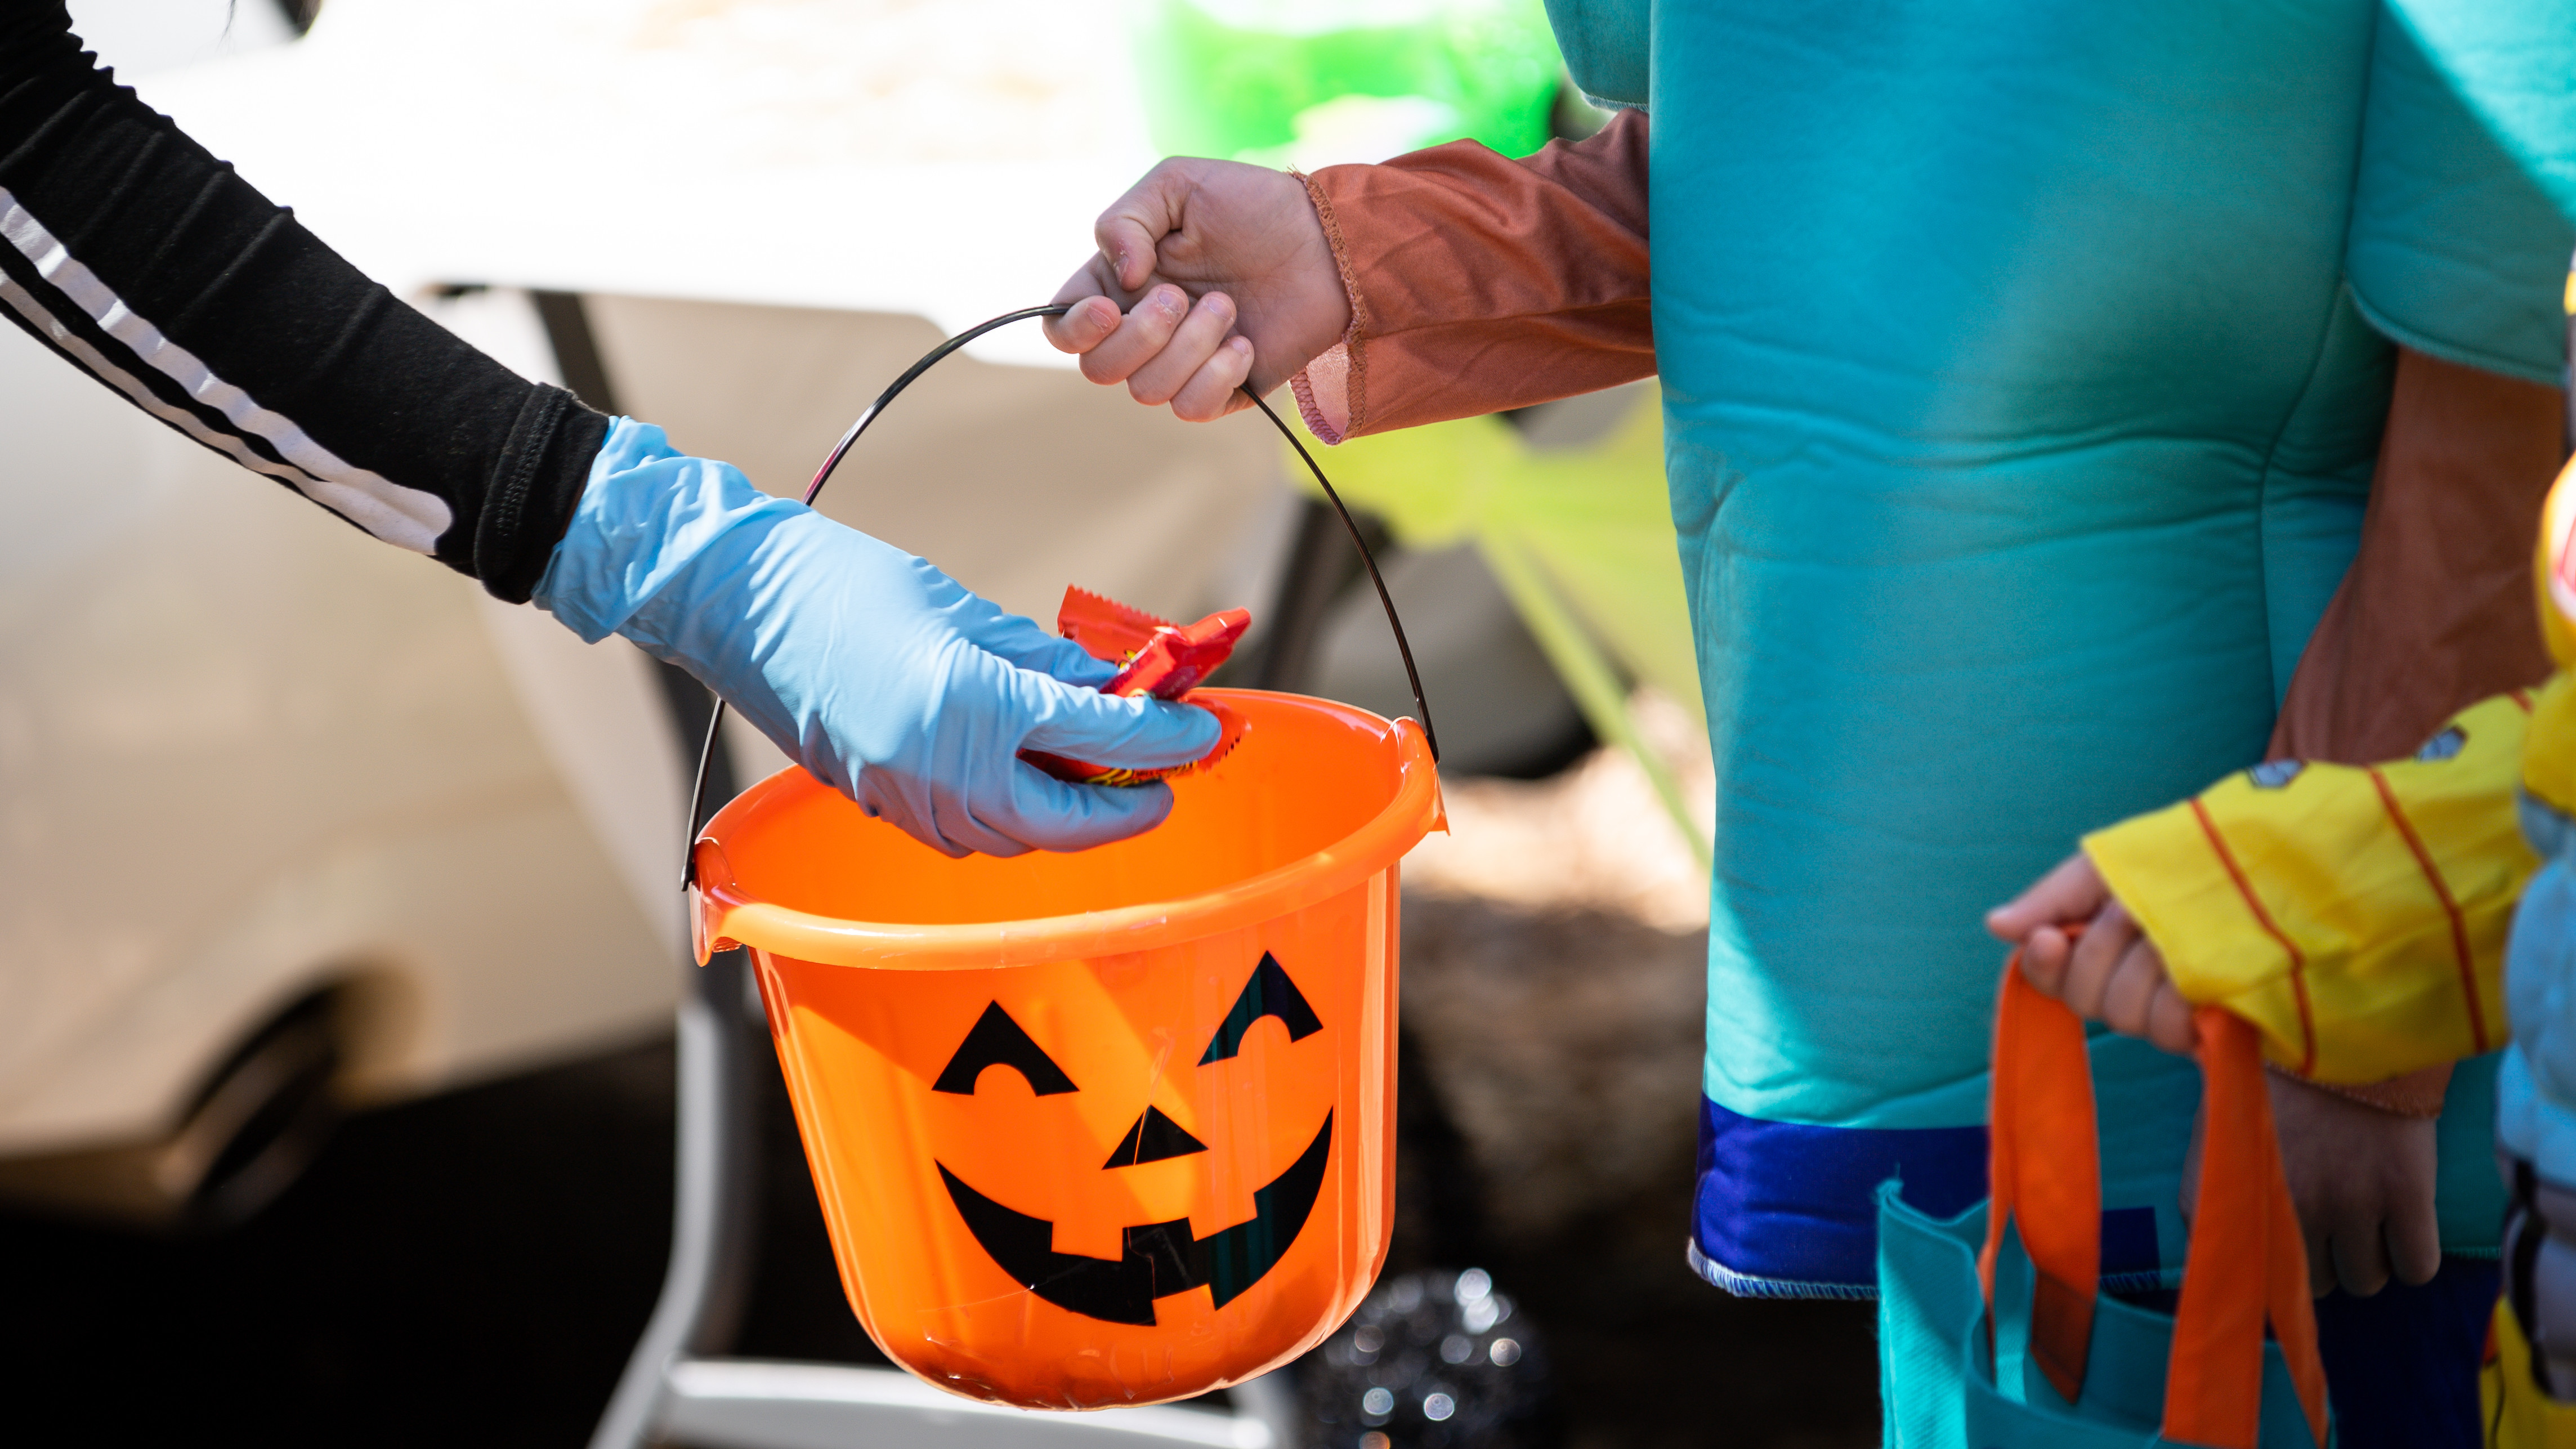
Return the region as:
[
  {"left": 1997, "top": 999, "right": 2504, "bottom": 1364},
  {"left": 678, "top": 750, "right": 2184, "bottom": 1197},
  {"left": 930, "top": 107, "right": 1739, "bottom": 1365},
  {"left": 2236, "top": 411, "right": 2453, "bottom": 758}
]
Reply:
[{"left": 0, "top": 0, "right": 605, "bottom": 601}]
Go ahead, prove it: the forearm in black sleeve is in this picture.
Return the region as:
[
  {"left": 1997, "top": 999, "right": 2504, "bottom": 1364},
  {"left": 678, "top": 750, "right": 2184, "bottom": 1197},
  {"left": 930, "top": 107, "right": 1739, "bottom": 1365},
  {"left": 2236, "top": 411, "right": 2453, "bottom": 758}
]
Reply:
[{"left": 0, "top": 0, "right": 604, "bottom": 601}]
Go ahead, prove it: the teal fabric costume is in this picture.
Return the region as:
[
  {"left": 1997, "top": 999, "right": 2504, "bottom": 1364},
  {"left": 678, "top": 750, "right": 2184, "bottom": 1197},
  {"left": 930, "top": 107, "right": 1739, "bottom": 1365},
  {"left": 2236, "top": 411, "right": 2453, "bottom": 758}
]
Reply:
[{"left": 1535, "top": 0, "right": 2576, "bottom": 1311}]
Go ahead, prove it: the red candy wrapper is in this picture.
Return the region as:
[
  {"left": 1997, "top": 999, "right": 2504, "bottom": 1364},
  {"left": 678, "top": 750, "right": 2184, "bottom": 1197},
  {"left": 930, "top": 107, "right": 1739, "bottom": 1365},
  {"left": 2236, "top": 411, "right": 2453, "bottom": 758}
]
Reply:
[{"left": 1021, "top": 587, "right": 1251, "bottom": 786}]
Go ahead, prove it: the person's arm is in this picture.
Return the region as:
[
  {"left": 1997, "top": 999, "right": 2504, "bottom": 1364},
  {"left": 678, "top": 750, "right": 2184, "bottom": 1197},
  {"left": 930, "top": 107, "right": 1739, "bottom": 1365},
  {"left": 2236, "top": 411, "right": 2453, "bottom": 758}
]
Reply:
[
  {"left": 0, "top": 0, "right": 596, "bottom": 597},
  {"left": 2270, "top": 347, "right": 2564, "bottom": 764},
  {"left": 0, "top": 1, "right": 1219, "bottom": 856},
  {"left": 1993, "top": 351, "right": 2562, "bottom": 1067},
  {"left": 1289, "top": 110, "right": 1651, "bottom": 441},
  {"left": 1989, "top": 685, "right": 2539, "bottom": 1298},
  {"left": 2090, "top": 688, "right": 2537, "bottom": 1084},
  {"left": 2248, "top": 347, "right": 2564, "bottom": 1115},
  {"left": 1992, "top": 687, "right": 2537, "bottom": 1083},
  {"left": 1990, "top": 356, "right": 2568, "bottom": 1296},
  {"left": 1045, "top": 110, "right": 1652, "bottom": 435}
]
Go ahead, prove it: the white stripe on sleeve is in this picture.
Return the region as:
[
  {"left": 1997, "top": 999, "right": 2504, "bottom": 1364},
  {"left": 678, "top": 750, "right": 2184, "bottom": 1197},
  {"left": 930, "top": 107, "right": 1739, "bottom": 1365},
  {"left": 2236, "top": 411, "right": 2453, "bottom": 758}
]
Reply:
[{"left": 0, "top": 189, "right": 451, "bottom": 553}]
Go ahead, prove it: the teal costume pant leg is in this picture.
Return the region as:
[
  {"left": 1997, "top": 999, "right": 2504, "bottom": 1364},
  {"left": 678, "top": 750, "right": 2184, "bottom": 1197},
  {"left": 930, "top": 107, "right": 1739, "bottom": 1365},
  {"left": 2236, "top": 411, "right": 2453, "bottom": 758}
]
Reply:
[
  {"left": 1649, "top": 0, "right": 2407, "bottom": 1290},
  {"left": 1540, "top": 0, "right": 2576, "bottom": 1441}
]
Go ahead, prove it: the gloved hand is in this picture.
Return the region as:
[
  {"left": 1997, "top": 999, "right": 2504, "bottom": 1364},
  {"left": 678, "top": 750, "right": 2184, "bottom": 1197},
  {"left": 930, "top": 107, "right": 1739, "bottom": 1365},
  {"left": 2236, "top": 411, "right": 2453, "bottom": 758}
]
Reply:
[{"left": 534, "top": 419, "right": 1220, "bottom": 857}]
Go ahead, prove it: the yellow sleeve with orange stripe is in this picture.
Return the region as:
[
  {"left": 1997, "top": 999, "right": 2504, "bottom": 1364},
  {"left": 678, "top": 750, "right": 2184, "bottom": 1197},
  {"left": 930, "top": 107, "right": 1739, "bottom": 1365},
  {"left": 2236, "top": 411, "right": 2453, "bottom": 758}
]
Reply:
[{"left": 2083, "top": 690, "right": 2542, "bottom": 1085}]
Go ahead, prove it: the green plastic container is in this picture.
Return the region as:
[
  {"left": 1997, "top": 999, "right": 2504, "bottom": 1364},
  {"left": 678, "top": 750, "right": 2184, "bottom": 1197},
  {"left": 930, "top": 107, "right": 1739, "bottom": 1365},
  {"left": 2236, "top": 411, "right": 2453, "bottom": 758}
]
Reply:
[{"left": 1132, "top": 0, "right": 1563, "bottom": 167}]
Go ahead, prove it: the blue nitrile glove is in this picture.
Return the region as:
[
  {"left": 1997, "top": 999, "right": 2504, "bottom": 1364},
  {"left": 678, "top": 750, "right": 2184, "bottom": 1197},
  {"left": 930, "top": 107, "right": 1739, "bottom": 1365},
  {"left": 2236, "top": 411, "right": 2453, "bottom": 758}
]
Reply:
[{"left": 533, "top": 419, "right": 1220, "bottom": 857}]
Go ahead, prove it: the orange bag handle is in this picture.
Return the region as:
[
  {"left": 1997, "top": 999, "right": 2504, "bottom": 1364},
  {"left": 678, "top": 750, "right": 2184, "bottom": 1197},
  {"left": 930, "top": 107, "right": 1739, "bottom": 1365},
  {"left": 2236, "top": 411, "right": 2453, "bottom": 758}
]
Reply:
[
  {"left": 1981, "top": 947, "right": 2104, "bottom": 1403},
  {"left": 2164, "top": 1005, "right": 2329, "bottom": 1449},
  {"left": 1980, "top": 950, "right": 2329, "bottom": 1449}
]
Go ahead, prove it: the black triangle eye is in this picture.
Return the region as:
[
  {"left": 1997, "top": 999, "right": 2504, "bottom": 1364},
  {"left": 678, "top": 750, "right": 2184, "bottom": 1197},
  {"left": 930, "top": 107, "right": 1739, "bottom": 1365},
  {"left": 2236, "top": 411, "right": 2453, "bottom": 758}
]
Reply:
[
  {"left": 1198, "top": 952, "right": 1322, "bottom": 1065},
  {"left": 934, "top": 1002, "right": 1077, "bottom": 1095}
]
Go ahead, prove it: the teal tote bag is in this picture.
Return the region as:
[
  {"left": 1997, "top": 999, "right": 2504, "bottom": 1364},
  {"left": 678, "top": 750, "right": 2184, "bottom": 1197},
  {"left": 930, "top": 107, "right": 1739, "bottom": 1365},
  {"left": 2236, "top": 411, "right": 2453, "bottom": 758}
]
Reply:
[{"left": 1879, "top": 954, "right": 2332, "bottom": 1448}]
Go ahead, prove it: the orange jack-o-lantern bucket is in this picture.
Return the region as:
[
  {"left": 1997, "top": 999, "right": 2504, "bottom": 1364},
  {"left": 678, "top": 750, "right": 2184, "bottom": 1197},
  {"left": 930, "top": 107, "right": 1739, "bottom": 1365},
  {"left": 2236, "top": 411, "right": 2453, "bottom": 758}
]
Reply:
[{"left": 688, "top": 688, "right": 1444, "bottom": 1409}]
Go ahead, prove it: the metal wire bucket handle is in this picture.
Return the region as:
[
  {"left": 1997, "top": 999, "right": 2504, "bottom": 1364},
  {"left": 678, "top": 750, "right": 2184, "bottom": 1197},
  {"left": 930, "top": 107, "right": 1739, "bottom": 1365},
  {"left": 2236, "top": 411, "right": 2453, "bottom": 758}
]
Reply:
[{"left": 679, "top": 303, "right": 1436, "bottom": 889}]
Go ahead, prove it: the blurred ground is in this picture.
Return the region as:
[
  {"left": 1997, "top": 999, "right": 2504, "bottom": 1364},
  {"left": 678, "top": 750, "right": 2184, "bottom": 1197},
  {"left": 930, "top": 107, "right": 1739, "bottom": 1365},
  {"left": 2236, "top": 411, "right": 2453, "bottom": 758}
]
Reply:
[
  {"left": 1385, "top": 723, "right": 1877, "bottom": 1448},
  {"left": 1389, "top": 900, "right": 1880, "bottom": 1449},
  {"left": 0, "top": 735, "right": 1876, "bottom": 1448},
  {"left": 0, "top": 1032, "right": 867, "bottom": 1448}
]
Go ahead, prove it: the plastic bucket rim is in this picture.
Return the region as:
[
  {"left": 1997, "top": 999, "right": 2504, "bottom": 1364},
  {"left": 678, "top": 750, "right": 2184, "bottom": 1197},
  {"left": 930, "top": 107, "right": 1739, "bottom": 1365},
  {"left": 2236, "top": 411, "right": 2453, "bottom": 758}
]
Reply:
[{"left": 692, "top": 690, "right": 1443, "bottom": 969}]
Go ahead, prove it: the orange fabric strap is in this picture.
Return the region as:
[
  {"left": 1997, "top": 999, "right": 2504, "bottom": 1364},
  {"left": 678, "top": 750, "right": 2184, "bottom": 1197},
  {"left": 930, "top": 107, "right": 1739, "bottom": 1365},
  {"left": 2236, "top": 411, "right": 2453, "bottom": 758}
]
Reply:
[
  {"left": 1982, "top": 954, "right": 2329, "bottom": 1448},
  {"left": 1982, "top": 953, "right": 2102, "bottom": 1403},
  {"left": 2164, "top": 1007, "right": 2329, "bottom": 1449}
]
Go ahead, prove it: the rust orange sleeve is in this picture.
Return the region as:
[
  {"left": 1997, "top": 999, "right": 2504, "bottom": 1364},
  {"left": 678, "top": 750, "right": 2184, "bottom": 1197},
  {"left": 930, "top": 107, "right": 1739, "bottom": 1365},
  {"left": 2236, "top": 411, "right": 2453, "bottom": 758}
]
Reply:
[{"left": 1289, "top": 109, "right": 1653, "bottom": 442}]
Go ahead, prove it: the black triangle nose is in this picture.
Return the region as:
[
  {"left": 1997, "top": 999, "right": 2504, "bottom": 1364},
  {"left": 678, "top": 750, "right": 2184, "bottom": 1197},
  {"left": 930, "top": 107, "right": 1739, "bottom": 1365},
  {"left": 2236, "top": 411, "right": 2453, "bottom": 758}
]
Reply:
[{"left": 1103, "top": 1106, "right": 1209, "bottom": 1168}]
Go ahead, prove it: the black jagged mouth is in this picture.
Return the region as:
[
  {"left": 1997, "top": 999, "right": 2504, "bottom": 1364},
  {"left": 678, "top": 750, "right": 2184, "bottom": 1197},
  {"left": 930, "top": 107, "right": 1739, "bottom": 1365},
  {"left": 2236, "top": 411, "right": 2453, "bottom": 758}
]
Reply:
[{"left": 936, "top": 1112, "right": 1333, "bottom": 1326}]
